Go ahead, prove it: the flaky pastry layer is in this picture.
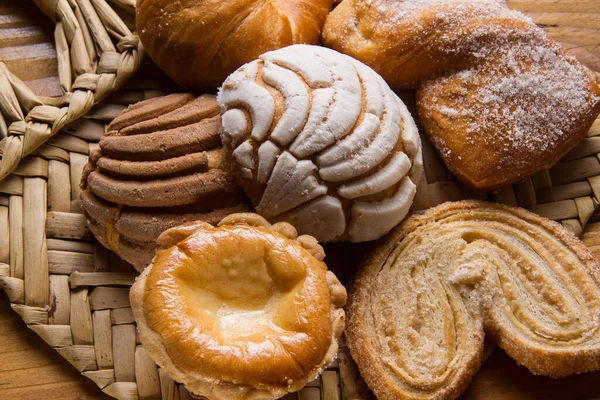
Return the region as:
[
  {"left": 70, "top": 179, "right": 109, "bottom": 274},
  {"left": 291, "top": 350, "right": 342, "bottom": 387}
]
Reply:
[{"left": 347, "top": 200, "right": 600, "bottom": 400}]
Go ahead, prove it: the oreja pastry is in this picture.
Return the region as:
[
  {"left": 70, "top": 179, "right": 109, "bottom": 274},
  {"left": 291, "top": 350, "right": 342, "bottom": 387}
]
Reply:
[
  {"left": 347, "top": 200, "right": 600, "bottom": 400},
  {"left": 80, "top": 94, "right": 249, "bottom": 271},
  {"left": 217, "top": 44, "right": 423, "bottom": 243},
  {"left": 130, "top": 213, "right": 347, "bottom": 400},
  {"left": 322, "top": 0, "right": 600, "bottom": 191},
  {"left": 136, "top": 0, "right": 334, "bottom": 91}
]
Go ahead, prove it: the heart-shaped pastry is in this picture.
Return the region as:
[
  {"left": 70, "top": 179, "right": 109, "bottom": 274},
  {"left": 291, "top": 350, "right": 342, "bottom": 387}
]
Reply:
[{"left": 347, "top": 200, "right": 600, "bottom": 400}]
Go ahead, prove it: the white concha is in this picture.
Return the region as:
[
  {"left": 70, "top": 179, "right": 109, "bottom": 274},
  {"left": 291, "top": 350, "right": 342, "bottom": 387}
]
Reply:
[{"left": 217, "top": 44, "right": 424, "bottom": 242}]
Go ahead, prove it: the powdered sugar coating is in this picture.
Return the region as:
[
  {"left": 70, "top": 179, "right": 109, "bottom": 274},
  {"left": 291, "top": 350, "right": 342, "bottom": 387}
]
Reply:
[
  {"left": 368, "top": 0, "right": 522, "bottom": 26},
  {"left": 323, "top": 0, "right": 600, "bottom": 190},
  {"left": 419, "top": 24, "right": 600, "bottom": 178}
]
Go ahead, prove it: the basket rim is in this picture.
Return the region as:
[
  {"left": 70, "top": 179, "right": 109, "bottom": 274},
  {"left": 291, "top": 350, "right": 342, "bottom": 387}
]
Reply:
[
  {"left": 1, "top": 1, "right": 600, "bottom": 400},
  {"left": 0, "top": 0, "right": 142, "bottom": 182}
]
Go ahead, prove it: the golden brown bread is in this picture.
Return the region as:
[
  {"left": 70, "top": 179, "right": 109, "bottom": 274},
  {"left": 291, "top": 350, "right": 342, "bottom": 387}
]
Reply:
[
  {"left": 322, "top": 0, "right": 600, "bottom": 191},
  {"left": 130, "top": 213, "right": 346, "bottom": 400},
  {"left": 347, "top": 200, "right": 600, "bottom": 400},
  {"left": 136, "top": 0, "right": 334, "bottom": 92},
  {"left": 80, "top": 94, "right": 250, "bottom": 271}
]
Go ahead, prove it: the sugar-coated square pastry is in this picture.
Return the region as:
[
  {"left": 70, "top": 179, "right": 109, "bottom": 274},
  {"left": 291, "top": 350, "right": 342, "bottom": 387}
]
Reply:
[{"left": 323, "top": 0, "right": 600, "bottom": 191}]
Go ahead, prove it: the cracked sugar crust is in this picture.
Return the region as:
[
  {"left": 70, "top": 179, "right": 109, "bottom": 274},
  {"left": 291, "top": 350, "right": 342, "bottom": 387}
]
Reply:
[
  {"left": 218, "top": 44, "right": 424, "bottom": 243},
  {"left": 80, "top": 94, "right": 250, "bottom": 271}
]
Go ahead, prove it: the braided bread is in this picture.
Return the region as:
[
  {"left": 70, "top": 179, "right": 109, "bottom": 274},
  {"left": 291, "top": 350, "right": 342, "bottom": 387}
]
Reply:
[
  {"left": 347, "top": 200, "right": 600, "bottom": 400},
  {"left": 322, "top": 0, "right": 600, "bottom": 191}
]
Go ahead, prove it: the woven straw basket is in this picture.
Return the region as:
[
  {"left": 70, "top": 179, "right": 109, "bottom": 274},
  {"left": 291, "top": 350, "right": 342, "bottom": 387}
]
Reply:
[{"left": 1, "top": 1, "right": 600, "bottom": 399}]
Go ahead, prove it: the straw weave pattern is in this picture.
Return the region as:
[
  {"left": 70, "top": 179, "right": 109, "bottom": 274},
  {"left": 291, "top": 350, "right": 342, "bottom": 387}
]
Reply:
[
  {"left": 0, "top": 0, "right": 141, "bottom": 182},
  {"left": 0, "top": 1, "right": 600, "bottom": 399}
]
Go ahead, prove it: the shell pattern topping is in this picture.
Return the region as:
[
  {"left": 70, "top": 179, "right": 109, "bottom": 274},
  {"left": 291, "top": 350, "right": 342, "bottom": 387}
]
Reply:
[{"left": 218, "top": 45, "right": 423, "bottom": 242}]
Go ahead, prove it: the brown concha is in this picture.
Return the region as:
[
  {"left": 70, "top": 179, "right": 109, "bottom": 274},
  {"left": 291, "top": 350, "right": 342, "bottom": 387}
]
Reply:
[{"left": 80, "top": 93, "right": 250, "bottom": 271}]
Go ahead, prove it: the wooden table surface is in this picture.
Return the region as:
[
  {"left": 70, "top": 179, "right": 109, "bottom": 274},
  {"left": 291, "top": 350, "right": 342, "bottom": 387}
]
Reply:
[
  {"left": 0, "top": 291, "right": 110, "bottom": 399},
  {"left": 1, "top": 0, "right": 600, "bottom": 399},
  {"left": 3, "top": 278, "right": 600, "bottom": 400}
]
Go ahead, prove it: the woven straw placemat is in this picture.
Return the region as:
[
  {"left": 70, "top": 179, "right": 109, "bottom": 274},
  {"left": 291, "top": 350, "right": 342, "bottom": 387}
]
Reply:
[
  {"left": 0, "top": 1, "right": 600, "bottom": 399},
  {"left": 0, "top": 0, "right": 142, "bottom": 182}
]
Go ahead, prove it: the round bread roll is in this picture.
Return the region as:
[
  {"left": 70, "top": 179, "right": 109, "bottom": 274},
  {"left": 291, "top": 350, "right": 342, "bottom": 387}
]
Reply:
[
  {"left": 130, "top": 213, "right": 347, "bottom": 400},
  {"left": 80, "top": 94, "right": 250, "bottom": 271},
  {"left": 217, "top": 44, "right": 423, "bottom": 243},
  {"left": 347, "top": 200, "right": 600, "bottom": 400},
  {"left": 322, "top": 0, "right": 600, "bottom": 191},
  {"left": 136, "top": 0, "right": 334, "bottom": 91}
]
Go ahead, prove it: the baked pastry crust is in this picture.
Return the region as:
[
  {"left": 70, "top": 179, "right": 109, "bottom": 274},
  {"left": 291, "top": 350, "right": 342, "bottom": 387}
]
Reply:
[
  {"left": 80, "top": 94, "right": 249, "bottom": 271},
  {"left": 218, "top": 44, "right": 423, "bottom": 243},
  {"left": 322, "top": 0, "right": 600, "bottom": 191},
  {"left": 347, "top": 200, "right": 600, "bottom": 400},
  {"left": 136, "top": 0, "right": 334, "bottom": 91},
  {"left": 130, "top": 213, "right": 346, "bottom": 399}
]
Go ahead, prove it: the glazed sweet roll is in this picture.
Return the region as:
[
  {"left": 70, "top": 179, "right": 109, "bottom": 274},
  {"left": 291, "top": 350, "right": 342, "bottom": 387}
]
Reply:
[
  {"left": 137, "top": 0, "right": 334, "bottom": 91},
  {"left": 130, "top": 213, "right": 346, "bottom": 400}
]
